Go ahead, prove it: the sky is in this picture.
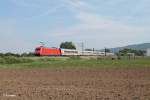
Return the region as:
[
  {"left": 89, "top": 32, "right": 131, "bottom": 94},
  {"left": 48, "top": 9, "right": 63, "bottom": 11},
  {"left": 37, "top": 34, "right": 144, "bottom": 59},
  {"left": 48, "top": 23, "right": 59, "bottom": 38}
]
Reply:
[{"left": 0, "top": 0, "right": 150, "bottom": 53}]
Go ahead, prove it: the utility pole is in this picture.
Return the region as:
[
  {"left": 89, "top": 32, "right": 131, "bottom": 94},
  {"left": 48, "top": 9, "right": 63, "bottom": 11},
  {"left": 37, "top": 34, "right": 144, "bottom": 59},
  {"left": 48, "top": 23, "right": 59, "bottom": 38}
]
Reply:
[
  {"left": 76, "top": 42, "right": 84, "bottom": 55},
  {"left": 93, "top": 48, "right": 95, "bottom": 53},
  {"left": 40, "top": 42, "right": 45, "bottom": 47},
  {"left": 81, "top": 42, "right": 84, "bottom": 55},
  {"left": 93, "top": 48, "right": 95, "bottom": 51},
  {"left": 104, "top": 48, "right": 107, "bottom": 56}
]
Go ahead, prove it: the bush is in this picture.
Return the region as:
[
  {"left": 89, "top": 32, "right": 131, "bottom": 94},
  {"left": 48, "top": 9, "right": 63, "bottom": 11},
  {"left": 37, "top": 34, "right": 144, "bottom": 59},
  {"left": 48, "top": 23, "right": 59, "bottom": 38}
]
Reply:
[
  {"left": 5, "top": 53, "right": 20, "bottom": 57},
  {"left": 21, "top": 52, "right": 35, "bottom": 57},
  {"left": 0, "top": 56, "right": 33, "bottom": 64},
  {"left": 69, "top": 56, "right": 81, "bottom": 60}
]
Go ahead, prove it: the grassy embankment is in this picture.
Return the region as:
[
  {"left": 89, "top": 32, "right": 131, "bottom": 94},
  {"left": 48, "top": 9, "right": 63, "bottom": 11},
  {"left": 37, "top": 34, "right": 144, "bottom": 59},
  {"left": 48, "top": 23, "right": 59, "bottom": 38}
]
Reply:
[{"left": 0, "top": 56, "right": 150, "bottom": 69}]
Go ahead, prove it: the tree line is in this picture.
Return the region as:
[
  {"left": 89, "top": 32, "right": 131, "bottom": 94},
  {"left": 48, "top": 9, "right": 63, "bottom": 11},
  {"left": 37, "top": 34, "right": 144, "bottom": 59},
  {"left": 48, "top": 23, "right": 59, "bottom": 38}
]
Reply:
[
  {"left": 0, "top": 52, "right": 34, "bottom": 57},
  {"left": 117, "top": 48, "right": 146, "bottom": 56}
]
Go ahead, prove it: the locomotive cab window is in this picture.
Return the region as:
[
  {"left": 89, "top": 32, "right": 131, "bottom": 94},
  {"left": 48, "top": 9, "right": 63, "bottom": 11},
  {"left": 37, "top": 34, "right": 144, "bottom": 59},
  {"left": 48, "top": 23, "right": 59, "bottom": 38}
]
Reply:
[{"left": 35, "top": 48, "right": 41, "bottom": 51}]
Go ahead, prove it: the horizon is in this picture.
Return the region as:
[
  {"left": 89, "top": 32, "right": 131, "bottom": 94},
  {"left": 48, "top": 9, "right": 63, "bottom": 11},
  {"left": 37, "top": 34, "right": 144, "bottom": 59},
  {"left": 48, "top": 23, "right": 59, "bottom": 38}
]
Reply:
[
  {"left": 0, "top": 42, "right": 149, "bottom": 54},
  {"left": 0, "top": 0, "right": 150, "bottom": 53}
]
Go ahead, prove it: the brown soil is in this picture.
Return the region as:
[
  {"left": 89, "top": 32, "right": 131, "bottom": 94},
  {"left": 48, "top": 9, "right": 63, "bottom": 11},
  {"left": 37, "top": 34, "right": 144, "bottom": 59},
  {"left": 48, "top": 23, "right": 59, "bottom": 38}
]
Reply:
[{"left": 0, "top": 68, "right": 150, "bottom": 100}]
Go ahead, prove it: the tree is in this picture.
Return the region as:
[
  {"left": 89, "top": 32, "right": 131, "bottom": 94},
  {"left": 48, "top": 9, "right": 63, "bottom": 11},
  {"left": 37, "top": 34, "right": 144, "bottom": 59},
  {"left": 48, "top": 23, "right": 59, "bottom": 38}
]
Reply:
[
  {"left": 119, "top": 48, "right": 145, "bottom": 56},
  {"left": 60, "top": 41, "right": 76, "bottom": 49}
]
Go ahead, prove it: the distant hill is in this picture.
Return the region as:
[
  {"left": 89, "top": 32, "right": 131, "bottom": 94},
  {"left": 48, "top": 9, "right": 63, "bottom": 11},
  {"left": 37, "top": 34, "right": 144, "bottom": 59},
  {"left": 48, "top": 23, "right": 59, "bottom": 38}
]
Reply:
[{"left": 110, "top": 43, "right": 150, "bottom": 53}]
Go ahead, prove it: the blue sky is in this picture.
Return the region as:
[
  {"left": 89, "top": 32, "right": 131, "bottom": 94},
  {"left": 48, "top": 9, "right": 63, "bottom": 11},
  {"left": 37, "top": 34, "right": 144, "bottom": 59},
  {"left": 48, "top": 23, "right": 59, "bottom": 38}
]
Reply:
[{"left": 0, "top": 0, "right": 150, "bottom": 53}]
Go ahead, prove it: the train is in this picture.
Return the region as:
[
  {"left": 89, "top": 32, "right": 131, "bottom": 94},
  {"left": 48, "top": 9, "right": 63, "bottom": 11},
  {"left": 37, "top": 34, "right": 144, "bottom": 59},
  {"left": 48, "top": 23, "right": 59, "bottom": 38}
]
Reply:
[{"left": 34, "top": 45, "right": 115, "bottom": 56}]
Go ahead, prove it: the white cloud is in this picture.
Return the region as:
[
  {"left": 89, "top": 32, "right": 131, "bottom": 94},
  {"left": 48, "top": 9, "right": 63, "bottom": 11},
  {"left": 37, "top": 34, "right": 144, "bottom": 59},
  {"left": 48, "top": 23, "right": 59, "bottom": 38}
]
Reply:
[
  {"left": 30, "top": 5, "right": 63, "bottom": 18},
  {"left": 77, "top": 12, "right": 147, "bottom": 34},
  {"left": 48, "top": 0, "right": 150, "bottom": 48},
  {"left": 50, "top": 11, "right": 148, "bottom": 37},
  {"left": 11, "top": 0, "right": 64, "bottom": 19},
  {"left": 64, "top": 0, "right": 88, "bottom": 8}
]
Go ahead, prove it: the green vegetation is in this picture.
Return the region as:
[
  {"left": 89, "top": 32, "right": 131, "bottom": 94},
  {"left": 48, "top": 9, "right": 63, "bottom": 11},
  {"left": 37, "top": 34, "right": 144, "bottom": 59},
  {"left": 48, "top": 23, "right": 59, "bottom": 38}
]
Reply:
[
  {"left": 118, "top": 48, "right": 145, "bottom": 56},
  {"left": 60, "top": 41, "right": 76, "bottom": 49},
  {"left": 0, "top": 52, "right": 35, "bottom": 57},
  {"left": 0, "top": 56, "right": 150, "bottom": 69},
  {"left": 0, "top": 56, "right": 34, "bottom": 64}
]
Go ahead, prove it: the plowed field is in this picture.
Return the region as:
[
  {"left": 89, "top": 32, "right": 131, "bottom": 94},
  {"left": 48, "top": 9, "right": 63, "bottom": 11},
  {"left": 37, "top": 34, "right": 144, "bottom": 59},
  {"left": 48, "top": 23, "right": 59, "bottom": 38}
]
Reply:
[{"left": 0, "top": 68, "right": 150, "bottom": 100}]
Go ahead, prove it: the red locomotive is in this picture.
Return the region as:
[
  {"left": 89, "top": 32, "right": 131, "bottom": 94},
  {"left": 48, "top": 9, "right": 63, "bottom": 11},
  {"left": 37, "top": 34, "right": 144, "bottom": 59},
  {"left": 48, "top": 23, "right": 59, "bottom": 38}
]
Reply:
[{"left": 34, "top": 45, "right": 61, "bottom": 56}]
